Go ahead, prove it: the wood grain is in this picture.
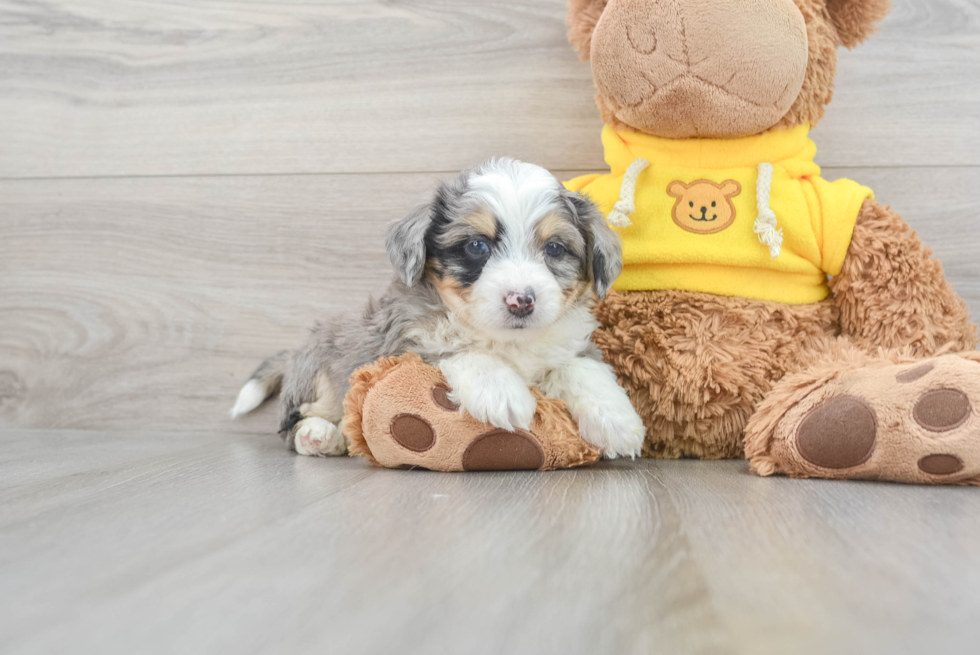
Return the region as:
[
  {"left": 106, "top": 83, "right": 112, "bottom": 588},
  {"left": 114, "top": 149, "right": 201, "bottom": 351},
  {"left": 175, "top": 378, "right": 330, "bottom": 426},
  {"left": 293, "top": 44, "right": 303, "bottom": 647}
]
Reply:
[
  {"left": 2, "top": 2, "right": 979, "bottom": 652},
  {"left": 2, "top": 167, "right": 978, "bottom": 434},
  {"left": 2, "top": 429, "right": 978, "bottom": 655},
  {"left": 1, "top": 0, "right": 979, "bottom": 179}
]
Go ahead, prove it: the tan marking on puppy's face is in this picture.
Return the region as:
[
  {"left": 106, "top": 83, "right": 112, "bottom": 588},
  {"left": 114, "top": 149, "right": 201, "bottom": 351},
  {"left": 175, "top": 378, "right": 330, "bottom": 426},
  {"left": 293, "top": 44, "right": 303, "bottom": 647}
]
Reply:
[
  {"left": 667, "top": 179, "right": 742, "bottom": 235},
  {"left": 535, "top": 212, "right": 585, "bottom": 259},
  {"left": 534, "top": 211, "right": 590, "bottom": 307},
  {"left": 463, "top": 209, "right": 498, "bottom": 240},
  {"left": 427, "top": 264, "right": 473, "bottom": 321}
]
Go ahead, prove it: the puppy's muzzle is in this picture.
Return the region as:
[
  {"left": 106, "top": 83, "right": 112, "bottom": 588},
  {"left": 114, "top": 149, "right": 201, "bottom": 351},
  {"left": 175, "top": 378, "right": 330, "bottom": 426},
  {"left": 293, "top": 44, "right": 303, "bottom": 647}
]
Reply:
[{"left": 506, "top": 289, "right": 535, "bottom": 318}]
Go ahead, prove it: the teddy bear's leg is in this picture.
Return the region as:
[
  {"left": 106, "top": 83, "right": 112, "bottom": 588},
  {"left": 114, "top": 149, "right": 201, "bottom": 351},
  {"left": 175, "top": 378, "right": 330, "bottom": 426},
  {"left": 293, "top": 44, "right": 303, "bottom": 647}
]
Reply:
[
  {"left": 831, "top": 199, "right": 978, "bottom": 355},
  {"left": 745, "top": 342, "right": 980, "bottom": 484},
  {"left": 345, "top": 353, "right": 601, "bottom": 471},
  {"left": 746, "top": 346, "right": 980, "bottom": 484},
  {"left": 593, "top": 290, "right": 838, "bottom": 459}
]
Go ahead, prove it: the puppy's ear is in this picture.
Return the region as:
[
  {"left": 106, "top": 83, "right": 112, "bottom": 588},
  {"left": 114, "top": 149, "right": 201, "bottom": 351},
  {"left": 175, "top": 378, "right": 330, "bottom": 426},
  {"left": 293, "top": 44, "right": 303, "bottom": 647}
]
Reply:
[
  {"left": 385, "top": 202, "right": 434, "bottom": 287},
  {"left": 825, "top": 0, "right": 891, "bottom": 49},
  {"left": 563, "top": 189, "right": 622, "bottom": 298},
  {"left": 567, "top": 0, "right": 609, "bottom": 60}
]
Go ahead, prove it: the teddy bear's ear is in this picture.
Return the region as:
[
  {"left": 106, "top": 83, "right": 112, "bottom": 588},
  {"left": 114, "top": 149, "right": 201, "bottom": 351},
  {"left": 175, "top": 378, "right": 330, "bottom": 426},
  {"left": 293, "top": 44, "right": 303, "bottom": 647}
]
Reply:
[
  {"left": 824, "top": 0, "right": 892, "bottom": 49},
  {"left": 567, "top": 0, "right": 609, "bottom": 60}
]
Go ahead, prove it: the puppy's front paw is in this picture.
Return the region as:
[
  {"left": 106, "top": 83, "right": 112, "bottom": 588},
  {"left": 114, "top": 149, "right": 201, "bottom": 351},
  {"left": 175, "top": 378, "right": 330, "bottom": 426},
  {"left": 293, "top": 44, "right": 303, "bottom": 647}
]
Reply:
[
  {"left": 294, "top": 417, "right": 347, "bottom": 457},
  {"left": 439, "top": 355, "right": 537, "bottom": 431},
  {"left": 452, "top": 381, "right": 536, "bottom": 432},
  {"left": 459, "top": 382, "right": 537, "bottom": 432},
  {"left": 577, "top": 405, "right": 646, "bottom": 460}
]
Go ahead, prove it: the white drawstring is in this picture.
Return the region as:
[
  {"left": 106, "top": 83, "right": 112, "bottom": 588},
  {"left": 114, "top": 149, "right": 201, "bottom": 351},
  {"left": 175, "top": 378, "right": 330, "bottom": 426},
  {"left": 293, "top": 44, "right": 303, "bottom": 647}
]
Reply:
[
  {"left": 606, "top": 158, "right": 650, "bottom": 228},
  {"left": 754, "top": 162, "right": 782, "bottom": 258}
]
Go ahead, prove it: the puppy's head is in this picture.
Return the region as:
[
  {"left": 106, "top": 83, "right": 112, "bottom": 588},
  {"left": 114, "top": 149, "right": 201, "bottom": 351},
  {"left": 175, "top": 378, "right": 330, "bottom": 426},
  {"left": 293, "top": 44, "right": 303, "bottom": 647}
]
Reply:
[{"left": 386, "top": 159, "right": 621, "bottom": 340}]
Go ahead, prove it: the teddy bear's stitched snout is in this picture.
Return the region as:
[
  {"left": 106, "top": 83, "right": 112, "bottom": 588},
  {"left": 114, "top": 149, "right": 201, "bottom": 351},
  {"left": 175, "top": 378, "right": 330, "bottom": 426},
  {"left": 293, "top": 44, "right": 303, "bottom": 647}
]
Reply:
[{"left": 589, "top": 0, "right": 809, "bottom": 138}]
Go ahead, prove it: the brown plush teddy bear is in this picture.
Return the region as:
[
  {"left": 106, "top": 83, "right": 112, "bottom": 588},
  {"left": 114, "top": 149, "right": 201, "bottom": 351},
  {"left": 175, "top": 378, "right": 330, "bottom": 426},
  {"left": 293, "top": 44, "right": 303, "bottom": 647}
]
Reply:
[{"left": 563, "top": 0, "right": 980, "bottom": 483}]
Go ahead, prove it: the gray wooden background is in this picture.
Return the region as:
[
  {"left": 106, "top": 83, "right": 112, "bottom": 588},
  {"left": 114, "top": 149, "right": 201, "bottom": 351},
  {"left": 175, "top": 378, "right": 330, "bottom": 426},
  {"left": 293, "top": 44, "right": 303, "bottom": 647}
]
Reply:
[
  {"left": 1, "top": 0, "right": 978, "bottom": 436},
  {"left": 2, "top": 2, "right": 980, "bottom": 654}
]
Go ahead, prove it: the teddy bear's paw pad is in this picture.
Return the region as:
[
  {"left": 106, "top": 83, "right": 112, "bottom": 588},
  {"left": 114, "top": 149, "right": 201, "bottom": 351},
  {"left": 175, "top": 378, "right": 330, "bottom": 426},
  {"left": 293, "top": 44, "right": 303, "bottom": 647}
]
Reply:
[
  {"left": 796, "top": 396, "right": 877, "bottom": 470},
  {"left": 431, "top": 385, "right": 460, "bottom": 412},
  {"left": 390, "top": 413, "right": 436, "bottom": 452},
  {"left": 896, "top": 362, "right": 935, "bottom": 384},
  {"left": 913, "top": 389, "right": 971, "bottom": 433},
  {"left": 918, "top": 454, "right": 964, "bottom": 476},
  {"left": 462, "top": 429, "right": 545, "bottom": 471}
]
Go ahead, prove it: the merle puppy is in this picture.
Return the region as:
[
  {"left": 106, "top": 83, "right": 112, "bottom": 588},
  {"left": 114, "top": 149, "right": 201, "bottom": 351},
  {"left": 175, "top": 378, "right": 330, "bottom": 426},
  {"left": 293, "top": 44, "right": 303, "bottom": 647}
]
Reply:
[{"left": 232, "top": 159, "right": 645, "bottom": 459}]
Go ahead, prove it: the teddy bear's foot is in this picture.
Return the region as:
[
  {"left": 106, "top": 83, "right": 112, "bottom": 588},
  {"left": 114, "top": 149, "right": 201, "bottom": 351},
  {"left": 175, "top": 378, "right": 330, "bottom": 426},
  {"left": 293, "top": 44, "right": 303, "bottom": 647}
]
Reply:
[
  {"left": 746, "top": 353, "right": 980, "bottom": 485},
  {"left": 343, "top": 353, "right": 601, "bottom": 472}
]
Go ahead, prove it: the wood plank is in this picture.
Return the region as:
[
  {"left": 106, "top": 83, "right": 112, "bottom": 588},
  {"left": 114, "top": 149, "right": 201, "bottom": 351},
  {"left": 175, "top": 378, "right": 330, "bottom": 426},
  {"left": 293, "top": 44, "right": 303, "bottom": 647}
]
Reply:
[
  {"left": 2, "top": 429, "right": 979, "bottom": 654},
  {"left": 1, "top": 0, "right": 978, "bottom": 179},
  {"left": 2, "top": 167, "right": 978, "bottom": 433}
]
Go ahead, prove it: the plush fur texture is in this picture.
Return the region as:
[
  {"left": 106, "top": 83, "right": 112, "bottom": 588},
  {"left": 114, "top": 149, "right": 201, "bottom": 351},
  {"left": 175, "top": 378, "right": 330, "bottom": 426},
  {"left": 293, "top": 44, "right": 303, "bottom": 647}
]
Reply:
[
  {"left": 830, "top": 199, "right": 978, "bottom": 355},
  {"left": 233, "top": 159, "right": 645, "bottom": 460},
  {"left": 594, "top": 290, "right": 839, "bottom": 459},
  {"left": 825, "top": 0, "right": 892, "bottom": 48}
]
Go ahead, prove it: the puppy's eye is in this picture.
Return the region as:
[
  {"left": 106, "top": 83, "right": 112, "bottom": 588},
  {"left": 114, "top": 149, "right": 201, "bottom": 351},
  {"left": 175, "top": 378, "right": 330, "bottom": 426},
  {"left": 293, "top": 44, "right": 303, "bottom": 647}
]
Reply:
[
  {"left": 545, "top": 242, "right": 565, "bottom": 258},
  {"left": 711, "top": 201, "right": 717, "bottom": 207},
  {"left": 689, "top": 201, "right": 694, "bottom": 208},
  {"left": 464, "top": 239, "right": 490, "bottom": 259}
]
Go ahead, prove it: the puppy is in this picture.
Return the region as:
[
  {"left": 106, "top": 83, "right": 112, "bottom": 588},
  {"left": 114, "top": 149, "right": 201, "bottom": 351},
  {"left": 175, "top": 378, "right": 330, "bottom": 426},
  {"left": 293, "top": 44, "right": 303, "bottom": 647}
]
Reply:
[{"left": 231, "top": 159, "right": 645, "bottom": 459}]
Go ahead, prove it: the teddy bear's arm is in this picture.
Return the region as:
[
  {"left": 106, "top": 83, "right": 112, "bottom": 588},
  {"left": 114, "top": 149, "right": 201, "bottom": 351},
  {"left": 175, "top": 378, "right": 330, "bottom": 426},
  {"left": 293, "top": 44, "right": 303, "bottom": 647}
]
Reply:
[{"left": 830, "top": 198, "right": 978, "bottom": 356}]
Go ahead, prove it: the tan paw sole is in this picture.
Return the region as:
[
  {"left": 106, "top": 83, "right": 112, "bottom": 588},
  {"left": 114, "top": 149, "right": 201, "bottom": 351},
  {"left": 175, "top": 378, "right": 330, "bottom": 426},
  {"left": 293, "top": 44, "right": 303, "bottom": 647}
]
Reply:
[
  {"left": 766, "top": 354, "right": 980, "bottom": 485},
  {"left": 347, "top": 353, "right": 601, "bottom": 472}
]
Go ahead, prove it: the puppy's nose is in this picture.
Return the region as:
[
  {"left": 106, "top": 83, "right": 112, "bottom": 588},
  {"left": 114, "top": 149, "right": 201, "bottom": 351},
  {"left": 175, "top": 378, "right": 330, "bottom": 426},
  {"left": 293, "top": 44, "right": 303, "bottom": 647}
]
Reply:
[{"left": 506, "top": 290, "right": 535, "bottom": 318}]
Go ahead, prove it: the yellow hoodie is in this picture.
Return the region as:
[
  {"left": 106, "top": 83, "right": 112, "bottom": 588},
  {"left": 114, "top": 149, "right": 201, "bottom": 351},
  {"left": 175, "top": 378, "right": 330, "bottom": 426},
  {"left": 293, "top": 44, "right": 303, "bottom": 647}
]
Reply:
[{"left": 565, "top": 125, "right": 873, "bottom": 305}]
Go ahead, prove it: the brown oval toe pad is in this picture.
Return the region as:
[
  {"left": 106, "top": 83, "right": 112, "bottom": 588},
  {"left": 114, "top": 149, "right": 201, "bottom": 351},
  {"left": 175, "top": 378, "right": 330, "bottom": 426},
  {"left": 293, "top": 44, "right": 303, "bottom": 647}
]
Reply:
[
  {"left": 918, "top": 454, "right": 965, "bottom": 476},
  {"left": 390, "top": 414, "right": 436, "bottom": 452},
  {"left": 796, "top": 396, "right": 878, "bottom": 470},
  {"left": 462, "top": 429, "right": 545, "bottom": 471},
  {"left": 431, "top": 385, "right": 460, "bottom": 411},
  {"left": 913, "top": 389, "right": 971, "bottom": 433},
  {"left": 896, "top": 362, "right": 935, "bottom": 384}
]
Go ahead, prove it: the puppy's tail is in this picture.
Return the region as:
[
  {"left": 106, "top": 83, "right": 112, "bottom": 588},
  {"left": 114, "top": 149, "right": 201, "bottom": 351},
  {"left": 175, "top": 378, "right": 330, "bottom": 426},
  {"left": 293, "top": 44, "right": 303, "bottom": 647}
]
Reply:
[{"left": 230, "top": 350, "right": 290, "bottom": 418}]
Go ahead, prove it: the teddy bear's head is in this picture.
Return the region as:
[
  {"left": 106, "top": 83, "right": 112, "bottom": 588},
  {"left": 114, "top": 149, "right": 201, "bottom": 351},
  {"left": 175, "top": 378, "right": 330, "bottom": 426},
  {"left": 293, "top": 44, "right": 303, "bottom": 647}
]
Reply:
[{"left": 567, "top": 0, "right": 891, "bottom": 139}]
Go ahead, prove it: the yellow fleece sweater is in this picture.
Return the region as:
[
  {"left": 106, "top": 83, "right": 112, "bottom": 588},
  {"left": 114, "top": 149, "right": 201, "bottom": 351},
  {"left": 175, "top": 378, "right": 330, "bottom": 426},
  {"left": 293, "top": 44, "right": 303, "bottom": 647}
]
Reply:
[{"left": 565, "top": 125, "right": 873, "bottom": 305}]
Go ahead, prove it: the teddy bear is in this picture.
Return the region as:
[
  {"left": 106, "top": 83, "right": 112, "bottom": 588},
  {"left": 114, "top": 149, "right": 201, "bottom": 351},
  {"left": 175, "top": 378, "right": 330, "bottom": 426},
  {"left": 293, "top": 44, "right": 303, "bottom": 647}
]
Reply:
[{"left": 561, "top": 0, "right": 980, "bottom": 482}]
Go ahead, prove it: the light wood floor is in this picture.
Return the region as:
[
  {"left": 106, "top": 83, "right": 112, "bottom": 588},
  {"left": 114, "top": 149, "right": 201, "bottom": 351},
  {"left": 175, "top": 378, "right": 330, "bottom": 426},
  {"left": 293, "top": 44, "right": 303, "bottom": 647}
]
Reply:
[{"left": 1, "top": 1, "right": 979, "bottom": 653}]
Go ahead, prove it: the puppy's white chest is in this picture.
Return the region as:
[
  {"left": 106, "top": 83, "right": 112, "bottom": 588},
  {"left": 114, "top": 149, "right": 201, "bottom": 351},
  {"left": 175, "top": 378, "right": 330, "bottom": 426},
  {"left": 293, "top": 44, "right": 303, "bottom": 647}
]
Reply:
[{"left": 408, "top": 314, "right": 588, "bottom": 384}]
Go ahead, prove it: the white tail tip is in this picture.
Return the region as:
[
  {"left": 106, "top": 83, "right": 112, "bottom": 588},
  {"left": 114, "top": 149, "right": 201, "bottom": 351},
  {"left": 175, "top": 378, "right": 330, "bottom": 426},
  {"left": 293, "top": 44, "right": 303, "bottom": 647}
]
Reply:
[{"left": 230, "top": 379, "right": 268, "bottom": 418}]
